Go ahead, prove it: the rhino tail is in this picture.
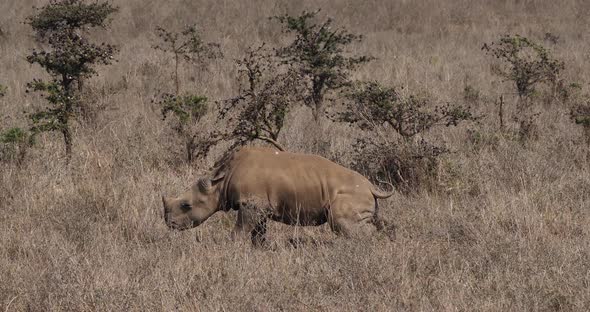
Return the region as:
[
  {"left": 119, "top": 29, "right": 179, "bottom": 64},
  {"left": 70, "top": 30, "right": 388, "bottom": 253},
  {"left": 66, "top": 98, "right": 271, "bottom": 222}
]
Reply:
[{"left": 371, "top": 179, "right": 395, "bottom": 199}]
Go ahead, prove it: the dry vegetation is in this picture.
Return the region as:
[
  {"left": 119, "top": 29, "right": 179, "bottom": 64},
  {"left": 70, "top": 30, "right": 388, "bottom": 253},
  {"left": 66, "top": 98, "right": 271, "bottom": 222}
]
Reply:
[{"left": 1, "top": 0, "right": 590, "bottom": 310}]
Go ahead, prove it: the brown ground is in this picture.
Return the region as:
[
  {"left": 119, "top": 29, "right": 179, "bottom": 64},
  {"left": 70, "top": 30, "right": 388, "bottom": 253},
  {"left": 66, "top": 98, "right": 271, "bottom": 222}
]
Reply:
[{"left": 1, "top": 0, "right": 590, "bottom": 311}]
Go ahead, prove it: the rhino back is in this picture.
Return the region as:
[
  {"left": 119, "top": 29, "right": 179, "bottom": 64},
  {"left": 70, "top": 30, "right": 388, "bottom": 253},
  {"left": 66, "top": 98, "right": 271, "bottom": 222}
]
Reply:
[{"left": 223, "top": 148, "right": 372, "bottom": 210}]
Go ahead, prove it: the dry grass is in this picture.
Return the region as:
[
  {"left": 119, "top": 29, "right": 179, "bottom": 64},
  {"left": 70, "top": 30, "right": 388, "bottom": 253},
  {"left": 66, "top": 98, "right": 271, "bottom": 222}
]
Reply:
[{"left": 1, "top": 0, "right": 590, "bottom": 310}]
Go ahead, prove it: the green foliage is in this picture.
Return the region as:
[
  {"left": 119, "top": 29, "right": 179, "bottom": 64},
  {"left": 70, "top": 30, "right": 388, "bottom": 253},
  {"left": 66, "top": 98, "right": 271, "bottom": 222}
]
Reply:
[
  {"left": 159, "top": 93, "right": 216, "bottom": 162},
  {"left": 221, "top": 45, "right": 303, "bottom": 151},
  {"left": 334, "top": 81, "right": 475, "bottom": 191},
  {"left": 153, "top": 25, "right": 222, "bottom": 95},
  {"left": 26, "top": 0, "right": 118, "bottom": 159},
  {"left": 0, "top": 127, "right": 28, "bottom": 144},
  {"left": 273, "top": 10, "right": 371, "bottom": 120},
  {"left": 28, "top": 0, "right": 117, "bottom": 36},
  {"left": 337, "top": 81, "right": 475, "bottom": 138},
  {"left": 161, "top": 94, "right": 208, "bottom": 126},
  {"left": 483, "top": 34, "right": 564, "bottom": 99},
  {"left": 27, "top": 80, "right": 72, "bottom": 134},
  {"left": 0, "top": 127, "right": 32, "bottom": 165},
  {"left": 0, "top": 84, "right": 7, "bottom": 97}
]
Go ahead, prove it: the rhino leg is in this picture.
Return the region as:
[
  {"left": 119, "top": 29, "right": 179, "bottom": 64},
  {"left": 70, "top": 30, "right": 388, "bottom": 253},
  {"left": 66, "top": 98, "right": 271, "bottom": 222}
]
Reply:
[
  {"left": 251, "top": 220, "right": 268, "bottom": 246},
  {"left": 231, "top": 198, "right": 270, "bottom": 246}
]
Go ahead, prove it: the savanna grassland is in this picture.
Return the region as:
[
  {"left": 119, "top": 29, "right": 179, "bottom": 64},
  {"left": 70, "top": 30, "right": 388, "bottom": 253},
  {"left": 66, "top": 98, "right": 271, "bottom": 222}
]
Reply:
[{"left": 2, "top": 0, "right": 590, "bottom": 311}]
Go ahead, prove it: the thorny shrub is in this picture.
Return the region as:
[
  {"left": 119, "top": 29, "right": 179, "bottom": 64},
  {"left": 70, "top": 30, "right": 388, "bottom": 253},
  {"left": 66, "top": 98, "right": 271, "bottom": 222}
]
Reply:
[
  {"left": 483, "top": 34, "right": 564, "bottom": 100},
  {"left": 333, "top": 81, "right": 475, "bottom": 191},
  {"left": 220, "top": 44, "right": 304, "bottom": 151},
  {"left": 159, "top": 94, "right": 222, "bottom": 162},
  {"left": 483, "top": 35, "right": 565, "bottom": 141}
]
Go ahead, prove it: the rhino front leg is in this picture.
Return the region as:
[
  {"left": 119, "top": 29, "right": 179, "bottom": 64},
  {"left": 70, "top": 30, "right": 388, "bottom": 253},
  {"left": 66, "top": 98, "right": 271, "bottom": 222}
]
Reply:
[{"left": 231, "top": 198, "right": 269, "bottom": 246}]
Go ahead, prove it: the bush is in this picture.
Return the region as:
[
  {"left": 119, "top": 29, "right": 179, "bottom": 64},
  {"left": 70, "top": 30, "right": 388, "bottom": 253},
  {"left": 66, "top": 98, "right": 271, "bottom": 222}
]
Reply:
[
  {"left": 349, "top": 138, "right": 447, "bottom": 192},
  {"left": 159, "top": 94, "right": 220, "bottom": 162},
  {"left": 334, "top": 81, "right": 475, "bottom": 191},
  {"left": 483, "top": 34, "right": 564, "bottom": 100},
  {"left": 483, "top": 35, "right": 565, "bottom": 141},
  {"left": 220, "top": 44, "right": 304, "bottom": 151}
]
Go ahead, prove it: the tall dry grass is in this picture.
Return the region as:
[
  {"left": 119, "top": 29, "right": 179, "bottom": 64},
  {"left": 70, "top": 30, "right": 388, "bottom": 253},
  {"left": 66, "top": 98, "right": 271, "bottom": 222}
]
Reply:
[{"left": 1, "top": 0, "right": 590, "bottom": 310}]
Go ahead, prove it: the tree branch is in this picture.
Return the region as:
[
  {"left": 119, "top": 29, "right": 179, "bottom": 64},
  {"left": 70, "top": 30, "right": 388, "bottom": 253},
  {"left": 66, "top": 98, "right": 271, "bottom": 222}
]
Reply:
[{"left": 256, "top": 135, "right": 285, "bottom": 151}]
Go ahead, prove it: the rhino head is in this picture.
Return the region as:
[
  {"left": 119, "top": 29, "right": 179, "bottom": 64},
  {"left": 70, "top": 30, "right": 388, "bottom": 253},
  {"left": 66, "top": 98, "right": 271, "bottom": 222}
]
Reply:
[{"left": 162, "top": 177, "right": 221, "bottom": 230}]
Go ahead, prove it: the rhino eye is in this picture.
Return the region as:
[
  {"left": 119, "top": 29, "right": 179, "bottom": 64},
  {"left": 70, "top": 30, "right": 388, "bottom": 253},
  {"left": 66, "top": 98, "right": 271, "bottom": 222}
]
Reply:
[{"left": 180, "top": 203, "right": 191, "bottom": 212}]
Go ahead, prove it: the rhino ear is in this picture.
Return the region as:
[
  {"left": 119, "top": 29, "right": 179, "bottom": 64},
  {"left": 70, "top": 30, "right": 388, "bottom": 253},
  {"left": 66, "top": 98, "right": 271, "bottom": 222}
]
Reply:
[
  {"left": 197, "top": 178, "right": 212, "bottom": 193},
  {"left": 161, "top": 195, "right": 169, "bottom": 217},
  {"left": 211, "top": 171, "right": 225, "bottom": 183}
]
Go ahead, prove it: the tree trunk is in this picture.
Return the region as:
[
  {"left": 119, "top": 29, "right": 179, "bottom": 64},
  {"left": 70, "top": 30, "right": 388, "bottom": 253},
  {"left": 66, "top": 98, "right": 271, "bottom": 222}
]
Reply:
[
  {"left": 62, "top": 127, "right": 72, "bottom": 162},
  {"left": 312, "top": 91, "right": 323, "bottom": 122},
  {"left": 186, "top": 136, "right": 195, "bottom": 163},
  {"left": 311, "top": 77, "right": 325, "bottom": 122},
  {"left": 312, "top": 103, "right": 321, "bottom": 121},
  {"left": 175, "top": 53, "right": 180, "bottom": 95},
  {"left": 498, "top": 95, "right": 504, "bottom": 131}
]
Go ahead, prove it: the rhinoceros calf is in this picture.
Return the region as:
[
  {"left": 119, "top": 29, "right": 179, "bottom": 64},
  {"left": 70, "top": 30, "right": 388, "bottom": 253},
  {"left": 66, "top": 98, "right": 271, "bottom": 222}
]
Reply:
[{"left": 162, "top": 147, "right": 394, "bottom": 244}]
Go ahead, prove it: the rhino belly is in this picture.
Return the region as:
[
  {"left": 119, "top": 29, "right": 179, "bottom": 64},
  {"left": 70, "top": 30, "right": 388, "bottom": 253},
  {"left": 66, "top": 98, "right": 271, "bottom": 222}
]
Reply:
[{"left": 270, "top": 206, "right": 328, "bottom": 226}]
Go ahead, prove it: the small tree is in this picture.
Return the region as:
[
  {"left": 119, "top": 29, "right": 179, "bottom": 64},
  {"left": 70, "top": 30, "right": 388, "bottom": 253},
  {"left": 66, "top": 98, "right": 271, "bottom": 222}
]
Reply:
[
  {"left": 483, "top": 34, "right": 564, "bottom": 101},
  {"left": 274, "top": 10, "right": 372, "bottom": 121},
  {"left": 153, "top": 25, "right": 222, "bottom": 95},
  {"left": 220, "top": 44, "right": 303, "bottom": 151},
  {"left": 153, "top": 25, "right": 222, "bottom": 163},
  {"left": 483, "top": 35, "right": 564, "bottom": 141},
  {"left": 26, "top": 0, "right": 118, "bottom": 160},
  {"left": 159, "top": 94, "right": 221, "bottom": 162},
  {"left": 334, "top": 81, "right": 475, "bottom": 190}
]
